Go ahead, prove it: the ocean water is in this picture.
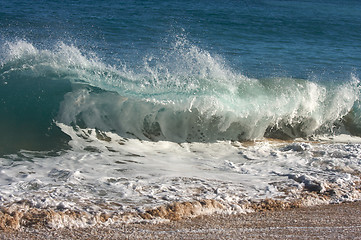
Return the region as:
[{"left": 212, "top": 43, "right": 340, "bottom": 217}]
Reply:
[{"left": 1, "top": 0, "right": 361, "bottom": 227}]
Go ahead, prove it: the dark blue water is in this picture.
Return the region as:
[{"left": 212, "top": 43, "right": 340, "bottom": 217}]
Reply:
[
  {"left": 1, "top": 0, "right": 361, "bottom": 153},
  {"left": 2, "top": 0, "right": 361, "bottom": 78}
]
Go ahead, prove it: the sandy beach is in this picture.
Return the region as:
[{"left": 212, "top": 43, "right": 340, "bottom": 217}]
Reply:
[{"left": 1, "top": 201, "right": 360, "bottom": 239}]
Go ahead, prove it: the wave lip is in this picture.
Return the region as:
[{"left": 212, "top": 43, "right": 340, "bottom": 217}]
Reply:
[{"left": 58, "top": 77, "right": 361, "bottom": 142}]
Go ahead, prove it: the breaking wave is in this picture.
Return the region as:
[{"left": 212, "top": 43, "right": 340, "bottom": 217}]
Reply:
[{"left": 1, "top": 39, "right": 361, "bottom": 153}]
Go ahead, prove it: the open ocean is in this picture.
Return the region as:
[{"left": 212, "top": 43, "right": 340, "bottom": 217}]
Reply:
[{"left": 1, "top": 0, "right": 361, "bottom": 228}]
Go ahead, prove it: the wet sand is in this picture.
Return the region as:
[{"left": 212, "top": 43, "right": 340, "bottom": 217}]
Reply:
[{"left": 1, "top": 201, "right": 360, "bottom": 239}]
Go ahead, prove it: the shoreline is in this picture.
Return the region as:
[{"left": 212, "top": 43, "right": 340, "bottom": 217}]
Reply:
[{"left": 1, "top": 201, "right": 360, "bottom": 239}]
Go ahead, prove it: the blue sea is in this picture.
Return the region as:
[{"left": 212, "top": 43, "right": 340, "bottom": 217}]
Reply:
[{"left": 1, "top": 0, "right": 361, "bottom": 228}]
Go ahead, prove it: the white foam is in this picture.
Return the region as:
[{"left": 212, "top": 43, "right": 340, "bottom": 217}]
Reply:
[{"left": 1, "top": 125, "right": 361, "bottom": 222}]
